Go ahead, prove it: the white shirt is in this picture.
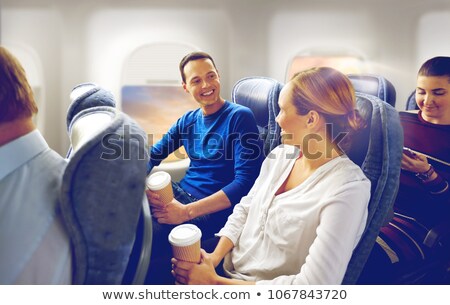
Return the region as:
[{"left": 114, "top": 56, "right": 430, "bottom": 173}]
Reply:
[
  {"left": 217, "top": 145, "right": 370, "bottom": 285},
  {"left": 0, "top": 130, "right": 72, "bottom": 284}
]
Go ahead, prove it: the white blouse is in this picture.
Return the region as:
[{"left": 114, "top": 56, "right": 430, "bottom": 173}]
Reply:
[{"left": 217, "top": 144, "right": 370, "bottom": 285}]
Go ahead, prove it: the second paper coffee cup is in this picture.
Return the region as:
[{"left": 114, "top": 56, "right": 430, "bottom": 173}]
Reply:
[
  {"left": 146, "top": 171, "right": 174, "bottom": 204},
  {"left": 168, "top": 224, "right": 202, "bottom": 263}
]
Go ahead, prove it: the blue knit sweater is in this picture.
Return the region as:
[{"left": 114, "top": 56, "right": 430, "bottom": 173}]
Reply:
[{"left": 148, "top": 101, "right": 263, "bottom": 204}]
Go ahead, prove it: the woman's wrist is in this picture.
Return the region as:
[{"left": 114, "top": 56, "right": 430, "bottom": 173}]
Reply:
[
  {"left": 213, "top": 274, "right": 227, "bottom": 285},
  {"left": 210, "top": 252, "right": 223, "bottom": 268},
  {"left": 213, "top": 275, "right": 253, "bottom": 285},
  {"left": 422, "top": 171, "right": 449, "bottom": 195},
  {"left": 415, "top": 164, "right": 435, "bottom": 182},
  {"left": 423, "top": 171, "right": 438, "bottom": 183}
]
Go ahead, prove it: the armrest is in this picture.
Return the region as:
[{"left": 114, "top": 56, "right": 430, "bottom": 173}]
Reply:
[
  {"left": 131, "top": 194, "right": 152, "bottom": 284},
  {"left": 150, "top": 158, "right": 190, "bottom": 182},
  {"left": 423, "top": 221, "right": 450, "bottom": 248}
]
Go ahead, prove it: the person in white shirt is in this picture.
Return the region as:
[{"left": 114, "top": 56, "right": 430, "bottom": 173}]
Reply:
[
  {"left": 172, "top": 67, "right": 371, "bottom": 285},
  {"left": 0, "top": 46, "right": 72, "bottom": 284}
]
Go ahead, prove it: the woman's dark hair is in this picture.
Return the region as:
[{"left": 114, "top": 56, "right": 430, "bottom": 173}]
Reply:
[{"left": 418, "top": 56, "right": 450, "bottom": 82}]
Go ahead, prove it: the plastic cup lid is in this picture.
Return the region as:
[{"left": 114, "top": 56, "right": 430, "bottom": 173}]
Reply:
[
  {"left": 146, "top": 171, "right": 171, "bottom": 191},
  {"left": 168, "top": 224, "right": 202, "bottom": 247}
]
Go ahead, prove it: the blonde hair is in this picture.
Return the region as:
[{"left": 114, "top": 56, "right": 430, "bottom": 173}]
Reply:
[
  {"left": 0, "top": 46, "right": 38, "bottom": 123},
  {"left": 289, "top": 67, "right": 362, "bottom": 151}
]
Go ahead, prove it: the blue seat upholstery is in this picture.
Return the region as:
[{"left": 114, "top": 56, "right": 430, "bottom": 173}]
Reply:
[
  {"left": 60, "top": 84, "right": 152, "bottom": 284},
  {"left": 405, "top": 90, "right": 420, "bottom": 110},
  {"left": 342, "top": 92, "right": 403, "bottom": 283},
  {"left": 350, "top": 80, "right": 449, "bottom": 284},
  {"left": 347, "top": 74, "right": 397, "bottom": 107},
  {"left": 232, "top": 77, "right": 283, "bottom": 156},
  {"left": 232, "top": 77, "right": 403, "bottom": 284}
]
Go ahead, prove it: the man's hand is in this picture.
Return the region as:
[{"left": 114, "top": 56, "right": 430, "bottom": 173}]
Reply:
[
  {"left": 146, "top": 189, "right": 189, "bottom": 224},
  {"left": 146, "top": 189, "right": 165, "bottom": 208}
]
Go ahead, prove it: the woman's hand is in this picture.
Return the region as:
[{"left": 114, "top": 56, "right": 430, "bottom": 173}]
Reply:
[
  {"left": 172, "top": 249, "right": 219, "bottom": 285},
  {"left": 401, "top": 151, "right": 430, "bottom": 173}
]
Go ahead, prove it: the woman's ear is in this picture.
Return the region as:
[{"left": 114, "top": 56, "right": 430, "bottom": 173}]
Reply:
[{"left": 306, "top": 110, "right": 320, "bottom": 128}]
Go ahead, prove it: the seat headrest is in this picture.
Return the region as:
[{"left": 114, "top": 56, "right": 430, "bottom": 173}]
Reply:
[
  {"left": 405, "top": 90, "right": 419, "bottom": 110},
  {"left": 67, "top": 83, "right": 116, "bottom": 130},
  {"left": 69, "top": 107, "right": 116, "bottom": 153},
  {"left": 232, "top": 76, "right": 284, "bottom": 156},
  {"left": 348, "top": 74, "right": 396, "bottom": 107},
  {"left": 346, "top": 93, "right": 373, "bottom": 167},
  {"left": 342, "top": 91, "right": 404, "bottom": 284},
  {"left": 232, "top": 76, "right": 283, "bottom": 127}
]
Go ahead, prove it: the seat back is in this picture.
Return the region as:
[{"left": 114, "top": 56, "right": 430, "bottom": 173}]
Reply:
[
  {"left": 232, "top": 76, "right": 403, "bottom": 284},
  {"left": 232, "top": 76, "right": 283, "bottom": 156},
  {"left": 405, "top": 90, "right": 420, "bottom": 110},
  {"left": 342, "top": 92, "right": 403, "bottom": 284},
  {"left": 347, "top": 74, "right": 397, "bottom": 107},
  {"left": 60, "top": 84, "right": 152, "bottom": 284}
]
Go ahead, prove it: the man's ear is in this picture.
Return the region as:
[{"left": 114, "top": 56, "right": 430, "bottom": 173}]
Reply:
[{"left": 182, "top": 82, "right": 189, "bottom": 93}]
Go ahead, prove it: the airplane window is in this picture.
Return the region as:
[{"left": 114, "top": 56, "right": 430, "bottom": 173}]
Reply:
[
  {"left": 286, "top": 55, "right": 366, "bottom": 81},
  {"left": 416, "top": 11, "right": 450, "bottom": 65},
  {"left": 121, "top": 84, "right": 198, "bottom": 162}
]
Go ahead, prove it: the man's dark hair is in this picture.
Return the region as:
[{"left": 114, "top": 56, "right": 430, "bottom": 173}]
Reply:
[{"left": 179, "top": 51, "right": 217, "bottom": 83}]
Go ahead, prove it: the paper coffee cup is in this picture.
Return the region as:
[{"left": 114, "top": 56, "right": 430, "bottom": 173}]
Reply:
[
  {"left": 146, "top": 171, "right": 173, "bottom": 204},
  {"left": 168, "top": 224, "right": 202, "bottom": 263}
]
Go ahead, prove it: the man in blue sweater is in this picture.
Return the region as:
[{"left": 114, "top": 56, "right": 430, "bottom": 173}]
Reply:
[
  {"left": 147, "top": 52, "right": 263, "bottom": 239},
  {"left": 146, "top": 52, "right": 263, "bottom": 283}
]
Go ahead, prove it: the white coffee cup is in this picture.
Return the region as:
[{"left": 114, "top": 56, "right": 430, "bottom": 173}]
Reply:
[
  {"left": 146, "top": 171, "right": 173, "bottom": 204},
  {"left": 168, "top": 224, "right": 202, "bottom": 263}
]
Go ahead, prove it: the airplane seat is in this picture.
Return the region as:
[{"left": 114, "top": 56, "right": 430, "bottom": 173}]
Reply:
[
  {"left": 342, "top": 92, "right": 403, "bottom": 284},
  {"left": 347, "top": 74, "right": 397, "bottom": 107},
  {"left": 355, "top": 90, "right": 449, "bottom": 285},
  {"left": 149, "top": 158, "right": 190, "bottom": 183},
  {"left": 231, "top": 76, "right": 404, "bottom": 284},
  {"left": 362, "top": 215, "right": 450, "bottom": 284},
  {"left": 346, "top": 73, "right": 398, "bottom": 223},
  {"left": 60, "top": 83, "right": 152, "bottom": 284},
  {"left": 405, "top": 90, "right": 420, "bottom": 110},
  {"left": 231, "top": 76, "right": 284, "bottom": 156}
]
